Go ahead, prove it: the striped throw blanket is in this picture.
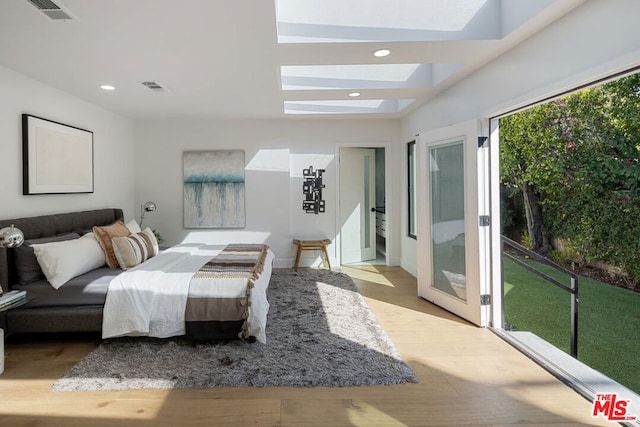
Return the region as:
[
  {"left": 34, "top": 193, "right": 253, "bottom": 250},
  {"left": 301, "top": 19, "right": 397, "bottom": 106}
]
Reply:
[{"left": 185, "top": 244, "right": 269, "bottom": 341}]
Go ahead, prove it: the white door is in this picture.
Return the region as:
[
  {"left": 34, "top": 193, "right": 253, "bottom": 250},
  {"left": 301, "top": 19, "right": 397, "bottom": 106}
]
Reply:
[
  {"left": 417, "top": 120, "right": 490, "bottom": 326},
  {"left": 340, "top": 147, "right": 377, "bottom": 264}
]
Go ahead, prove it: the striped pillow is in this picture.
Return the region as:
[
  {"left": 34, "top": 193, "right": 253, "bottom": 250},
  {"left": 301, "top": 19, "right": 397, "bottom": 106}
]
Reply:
[{"left": 112, "top": 228, "right": 159, "bottom": 270}]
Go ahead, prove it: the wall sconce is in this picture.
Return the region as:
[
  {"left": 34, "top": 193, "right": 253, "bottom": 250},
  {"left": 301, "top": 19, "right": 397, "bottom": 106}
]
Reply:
[
  {"left": 139, "top": 201, "right": 157, "bottom": 227},
  {"left": 302, "top": 166, "right": 325, "bottom": 214}
]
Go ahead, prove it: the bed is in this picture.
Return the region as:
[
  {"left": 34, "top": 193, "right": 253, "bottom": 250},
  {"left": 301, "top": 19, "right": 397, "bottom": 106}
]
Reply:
[
  {"left": 102, "top": 242, "right": 273, "bottom": 343},
  {"left": 0, "top": 209, "right": 273, "bottom": 342}
]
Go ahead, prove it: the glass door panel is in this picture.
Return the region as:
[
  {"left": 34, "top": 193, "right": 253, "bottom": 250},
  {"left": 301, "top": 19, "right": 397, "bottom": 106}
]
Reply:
[{"left": 430, "top": 142, "right": 466, "bottom": 300}]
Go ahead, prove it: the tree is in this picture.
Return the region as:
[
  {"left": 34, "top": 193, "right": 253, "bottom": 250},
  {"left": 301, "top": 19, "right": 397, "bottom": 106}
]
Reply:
[
  {"left": 499, "top": 100, "right": 582, "bottom": 253},
  {"left": 500, "top": 73, "right": 640, "bottom": 278}
]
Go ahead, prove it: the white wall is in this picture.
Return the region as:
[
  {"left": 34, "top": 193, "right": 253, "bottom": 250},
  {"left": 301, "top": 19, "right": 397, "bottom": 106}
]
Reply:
[
  {"left": 398, "top": 0, "right": 640, "bottom": 276},
  {"left": 134, "top": 118, "right": 400, "bottom": 268},
  {"left": 0, "top": 64, "right": 135, "bottom": 221}
]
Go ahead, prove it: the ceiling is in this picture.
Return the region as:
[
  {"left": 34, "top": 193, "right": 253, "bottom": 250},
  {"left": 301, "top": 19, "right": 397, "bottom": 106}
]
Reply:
[{"left": 0, "top": 0, "right": 585, "bottom": 120}]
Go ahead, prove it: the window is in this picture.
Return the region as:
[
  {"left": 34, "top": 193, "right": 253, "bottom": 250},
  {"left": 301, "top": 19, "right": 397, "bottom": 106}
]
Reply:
[{"left": 407, "top": 140, "right": 417, "bottom": 239}]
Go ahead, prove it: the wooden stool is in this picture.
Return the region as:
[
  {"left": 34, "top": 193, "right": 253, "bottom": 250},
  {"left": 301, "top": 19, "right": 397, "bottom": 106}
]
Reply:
[{"left": 293, "top": 239, "right": 331, "bottom": 271}]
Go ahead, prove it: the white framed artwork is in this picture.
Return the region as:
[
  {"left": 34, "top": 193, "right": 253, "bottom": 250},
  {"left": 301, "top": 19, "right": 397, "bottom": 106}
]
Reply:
[{"left": 22, "top": 114, "right": 93, "bottom": 195}]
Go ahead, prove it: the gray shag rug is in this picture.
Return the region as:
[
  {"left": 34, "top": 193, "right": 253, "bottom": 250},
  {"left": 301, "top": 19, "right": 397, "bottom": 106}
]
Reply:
[{"left": 52, "top": 269, "right": 417, "bottom": 391}]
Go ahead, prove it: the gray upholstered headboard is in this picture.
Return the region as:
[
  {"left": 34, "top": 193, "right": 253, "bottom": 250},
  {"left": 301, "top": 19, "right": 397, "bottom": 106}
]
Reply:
[{"left": 0, "top": 208, "right": 124, "bottom": 292}]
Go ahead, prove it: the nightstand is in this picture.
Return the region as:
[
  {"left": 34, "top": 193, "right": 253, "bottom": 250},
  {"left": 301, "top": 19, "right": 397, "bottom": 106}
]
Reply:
[
  {"left": 0, "top": 291, "right": 34, "bottom": 375},
  {"left": 0, "top": 328, "right": 4, "bottom": 374}
]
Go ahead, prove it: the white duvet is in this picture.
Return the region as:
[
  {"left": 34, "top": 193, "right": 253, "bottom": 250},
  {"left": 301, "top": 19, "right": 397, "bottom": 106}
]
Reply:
[{"left": 102, "top": 244, "right": 274, "bottom": 343}]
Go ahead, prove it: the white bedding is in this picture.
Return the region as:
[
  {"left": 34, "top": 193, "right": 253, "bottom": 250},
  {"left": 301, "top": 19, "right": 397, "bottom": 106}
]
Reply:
[{"left": 102, "top": 244, "right": 274, "bottom": 343}]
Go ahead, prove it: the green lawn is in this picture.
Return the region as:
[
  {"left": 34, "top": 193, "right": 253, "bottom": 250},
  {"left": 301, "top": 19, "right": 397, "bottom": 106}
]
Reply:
[{"left": 503, "top": 257, "right": 640, "bottom": 393}]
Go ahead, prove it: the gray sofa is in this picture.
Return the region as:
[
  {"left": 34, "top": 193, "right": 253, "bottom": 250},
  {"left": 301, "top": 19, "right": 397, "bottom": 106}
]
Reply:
[{"left": 0, "top": 209, "right": 123, "bottom": 335}]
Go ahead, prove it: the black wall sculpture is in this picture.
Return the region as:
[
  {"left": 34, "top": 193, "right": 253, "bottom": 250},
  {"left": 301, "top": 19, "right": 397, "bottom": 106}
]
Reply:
[{"left": 302, "top": 166, "right": 325, "bottom": 214}]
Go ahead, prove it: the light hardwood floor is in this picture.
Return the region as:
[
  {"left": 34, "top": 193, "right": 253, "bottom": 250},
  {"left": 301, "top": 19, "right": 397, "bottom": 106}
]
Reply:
[{"left": 0, "top": 265, "right": 608, "bottom": 426}]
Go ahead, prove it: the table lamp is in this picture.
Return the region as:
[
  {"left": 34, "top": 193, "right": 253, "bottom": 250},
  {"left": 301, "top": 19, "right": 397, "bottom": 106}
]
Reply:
[
  {"left": 139, "top": 201, "right": 157, "bottom": 227},
  {"left": 0, "top": 224, "right": 24, "bottom": 296},
  {"left": 0, "top": 224, "right": 24, "bottom": 249}
]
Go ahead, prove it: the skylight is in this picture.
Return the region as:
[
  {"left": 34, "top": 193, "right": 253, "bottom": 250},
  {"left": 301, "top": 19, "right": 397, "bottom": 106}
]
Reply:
[
  {"left": 284, "top": 99, "right": 415, "bottom": 115},
  {"left": 276, "top": 0, "right": 497, "bottom": 43},
  {"left": 281, "top": 64, "right": 428, "bottom": 91},
  {"left": 275, "top": 0, "right": 556, "bottom": 116}
]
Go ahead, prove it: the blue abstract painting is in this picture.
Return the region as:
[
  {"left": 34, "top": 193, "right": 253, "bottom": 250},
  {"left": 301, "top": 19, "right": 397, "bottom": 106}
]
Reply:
[{"left": 183, "top": 150, "right": 245, "bottom": 228}]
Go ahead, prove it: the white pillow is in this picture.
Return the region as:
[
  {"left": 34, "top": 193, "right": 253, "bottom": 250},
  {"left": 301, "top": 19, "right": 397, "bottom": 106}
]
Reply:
[
  {"left": 125, "top": 219, "right": 142, "bottom": 234},
  {"left": 32, "top": 233, "right": 106, "bottom": 289}
]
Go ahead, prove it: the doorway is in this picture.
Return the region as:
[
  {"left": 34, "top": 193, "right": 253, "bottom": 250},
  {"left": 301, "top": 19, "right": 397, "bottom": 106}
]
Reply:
[
  {"left": 339, "top": 146, "right": 387, "bottom": 265},
  {"left": 417, "top": 120, "right": 490, "bottom": 327}
]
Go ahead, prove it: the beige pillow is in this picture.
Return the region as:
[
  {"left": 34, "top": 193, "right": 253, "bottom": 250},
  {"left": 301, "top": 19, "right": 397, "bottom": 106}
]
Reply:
[
  {"left": 112, "top": 228, "right": 159, "bottom": 270},
  {"left": 93, "top": 221, "right": 131, "bottom": 268}
]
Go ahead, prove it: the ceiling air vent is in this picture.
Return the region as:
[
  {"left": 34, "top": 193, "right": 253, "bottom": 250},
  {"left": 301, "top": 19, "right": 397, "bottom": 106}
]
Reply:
[
  {"left": 26, "top": 0, "right": 75, "bottom": 20},
  {"left": 140, "top": 81, "right": 168, "bottom": 92},
  {"left": 27, "top": 0, "right": 76, "bottom": 21}
]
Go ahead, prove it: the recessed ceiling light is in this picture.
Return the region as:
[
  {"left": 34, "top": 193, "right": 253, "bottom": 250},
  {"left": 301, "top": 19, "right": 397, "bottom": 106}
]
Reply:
[
  {"left": 100, "top": 84, "right": 115, "bottom": 91},
  {"left": 349, "top": 92, "right": 361, "bottom": 97},
  {"left": 373, "top": 49, "right": 391, "bottom": 57}
]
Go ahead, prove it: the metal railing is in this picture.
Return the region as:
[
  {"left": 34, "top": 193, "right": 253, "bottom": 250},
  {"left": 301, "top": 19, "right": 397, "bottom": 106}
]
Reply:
[{"left": 501, "top": 236, "right": 579, "bottom": 358}]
